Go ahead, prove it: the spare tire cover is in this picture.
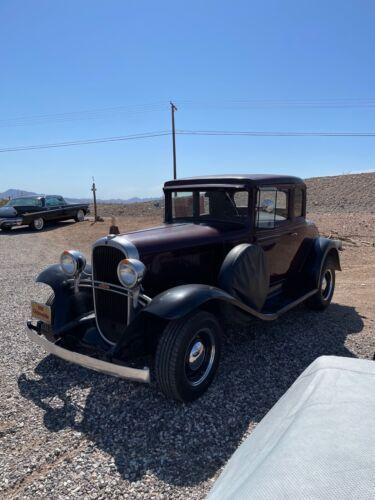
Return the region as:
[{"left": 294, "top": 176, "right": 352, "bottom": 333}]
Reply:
[{"left": 218, "top": 244, "right": 269, "bottom": 312}]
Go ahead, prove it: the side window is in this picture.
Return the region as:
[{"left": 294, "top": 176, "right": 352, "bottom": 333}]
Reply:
[
  {"left": 275, "top": 190, "right": 288, "bottom": 220},
  {"left": 294, "top": 188, "right": 304, "bottom": 217},
  {"left": 46, "top": 197, "right": 62, "bottom": 207},
  {"left": 256, "top": 187, "right": 289, "bottom": 228}
]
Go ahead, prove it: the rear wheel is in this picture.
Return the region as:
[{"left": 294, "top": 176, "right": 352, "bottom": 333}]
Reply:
[
  {"left": 306, "top": 258, "right": 336, "bottom": 311},
  {"left": 155, "top": 311, "right": 222, "bottom": 402},
  {"left": 30, "top": 217, "right": 44, "bottom": 231},
  {"left": 75, "top": 209, "right": 85, "bottom": 222},
  {"left": 1, "top": 226, "right": 12, "bottom": 232}
]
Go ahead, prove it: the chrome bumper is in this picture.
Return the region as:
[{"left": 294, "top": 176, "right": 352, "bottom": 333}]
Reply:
[
  {"left": 26, "top": 327, "right": 150, "bottom": 383},
  {"left": 0, "top": 217, "right": 23, "bottom": 227}
]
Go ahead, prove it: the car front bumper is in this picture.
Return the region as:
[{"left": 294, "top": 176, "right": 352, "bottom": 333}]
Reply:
[
  {"left": 0, "top": 217, "right": 23, "bottom": 228},
  {"left": 26, "top": 324, "right": 151, "bottom": 383}
]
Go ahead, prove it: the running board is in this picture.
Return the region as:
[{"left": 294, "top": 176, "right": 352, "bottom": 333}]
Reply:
[{"left": 232, "top": 288, "right": 319, "bottom": 321}]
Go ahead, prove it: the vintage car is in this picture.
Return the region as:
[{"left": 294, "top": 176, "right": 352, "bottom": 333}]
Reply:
[
  {"left": 27, "top": 174, "right": 342, "bottom": 402},
  {"left": 0, "top": 195, "right": 89, "bottom": 231}
]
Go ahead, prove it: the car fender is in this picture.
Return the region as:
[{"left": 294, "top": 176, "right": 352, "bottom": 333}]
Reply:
[
  {"left": 304, "top": 237, "right": 342, "bottom": 288},
  {"left": 142, "top": 284, "right": 261, "bottom": 321},
  {"left": 36, "top": 263, "right": 93, "bottom": 332}
]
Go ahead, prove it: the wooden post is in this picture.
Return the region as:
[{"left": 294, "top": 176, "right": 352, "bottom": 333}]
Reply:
[{"left": 91, "top": 178, "right": 98, "bottom": 222}]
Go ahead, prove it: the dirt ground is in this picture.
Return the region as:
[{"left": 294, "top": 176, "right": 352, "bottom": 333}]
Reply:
[{"left": 1, "top": 211, "right": 374, "bottom": 498}]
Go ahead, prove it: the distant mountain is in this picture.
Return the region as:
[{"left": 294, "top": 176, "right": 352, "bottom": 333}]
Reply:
[
  {"left": 0, "top": 189, "right": 38, "bottom": 199},
  {"left": 65, "top": 196, "right": 159, "bottom": 204},
  {"left": 0, "top": 188, "right": 158, "bottom": 205}
]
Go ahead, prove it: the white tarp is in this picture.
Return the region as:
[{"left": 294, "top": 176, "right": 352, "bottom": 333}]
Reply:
[{"left": 207, "top": 356, "right": 375, "bottom": 500}]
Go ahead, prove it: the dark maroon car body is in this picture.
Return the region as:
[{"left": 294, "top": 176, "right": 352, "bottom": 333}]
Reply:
[
  {"left": 126, "top": 175, "right": 318, "bottom": 296},
  {"left": 26, "top": 174, "right": 342, "bottom": 402}
]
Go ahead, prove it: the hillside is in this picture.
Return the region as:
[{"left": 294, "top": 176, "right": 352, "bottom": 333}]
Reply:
[
  {"left": 94, "top": 172, "right": 375, "bottom": 217},
  {"left": 2, "top": 172, "right": 374, "bottom": 216},
  {"left": 305, "top": 172, "right": 375, "bottom": 213}
]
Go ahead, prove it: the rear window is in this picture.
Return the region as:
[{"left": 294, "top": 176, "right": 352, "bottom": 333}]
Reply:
[{"left": 46, "top": 196, "right": 64, "bottom": 207}]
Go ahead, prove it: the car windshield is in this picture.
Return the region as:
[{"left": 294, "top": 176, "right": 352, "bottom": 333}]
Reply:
[
  {"left": 169, "top": 189, "right": 249, "bottom": 223},
  {"left": 6, "top": 197, "right": 43, "bottom": 207}
]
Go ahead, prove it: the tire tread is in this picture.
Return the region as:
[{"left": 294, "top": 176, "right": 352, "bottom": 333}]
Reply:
[{"left": 155, "top": 311, "right": 221, "bottom": 402}]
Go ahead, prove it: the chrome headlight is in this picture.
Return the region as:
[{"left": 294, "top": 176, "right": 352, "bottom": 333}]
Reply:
[
  {"left": 60, "top": 250, "right": 86, "bottom": 276},
  {"left": 117, "top": 259, "right": 146, "bottom": 289}
]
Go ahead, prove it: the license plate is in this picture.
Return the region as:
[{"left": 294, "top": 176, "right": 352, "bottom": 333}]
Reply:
[{"left": 31, "top": 301, "right": 52, "bottom": 325}]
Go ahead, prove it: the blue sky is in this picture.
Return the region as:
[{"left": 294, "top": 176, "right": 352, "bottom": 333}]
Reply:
[{"left": 1, "top": 0, "right": 375, "bottom": 198}]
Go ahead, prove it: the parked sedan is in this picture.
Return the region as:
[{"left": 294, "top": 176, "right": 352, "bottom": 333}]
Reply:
[{"left": 0, "top": 195, "right": 89, "bottom": 231}]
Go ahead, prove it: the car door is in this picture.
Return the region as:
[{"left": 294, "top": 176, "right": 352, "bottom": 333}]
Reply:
[
  {"left": 287, "top": 186, "right": 314, "bottom": 276},
  {"left": 55, "top": 196, "right": 69, "bottom": 219},
  {"left": 254, "top": 185, "right": 303, "bottom": 286},
  {"left": 45, "top": 196, "right": 64, "bottom": 221}
]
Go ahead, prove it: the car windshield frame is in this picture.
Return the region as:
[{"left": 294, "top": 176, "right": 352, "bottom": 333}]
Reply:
[
  {"left": 165, "top": 187, "right": 250, "bottom": 226},
  {"left": 6, "top": 197, "right": 43, "bottom": 207}
]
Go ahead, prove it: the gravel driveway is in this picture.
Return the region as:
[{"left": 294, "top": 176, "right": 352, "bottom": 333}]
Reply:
[{"left": 1, "top": 219, "right": 374, "bottom": 499}]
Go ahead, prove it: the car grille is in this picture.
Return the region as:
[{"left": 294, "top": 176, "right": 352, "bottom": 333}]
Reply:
[{"left": 92, "top": 245, "right": 128, "bottom": 344}]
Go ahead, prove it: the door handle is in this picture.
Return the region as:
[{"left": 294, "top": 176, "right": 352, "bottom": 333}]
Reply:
[{"left": 289, "top": 232, "right": 298, "bottom": 237}]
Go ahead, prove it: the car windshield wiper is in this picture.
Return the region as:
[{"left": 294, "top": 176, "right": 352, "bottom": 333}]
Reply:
[{"left": 225, "top": 192, "right": 240, "bottom": 217}]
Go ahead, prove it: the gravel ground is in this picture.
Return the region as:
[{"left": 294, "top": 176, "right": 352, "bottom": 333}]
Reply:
[{"left": 0, "top": 215, "right": 374, "bottom": 499}]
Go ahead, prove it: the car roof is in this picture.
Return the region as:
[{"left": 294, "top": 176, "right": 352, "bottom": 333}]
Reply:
[
  {"left": 10, "top": 194, "right": 44, "bottom": 199},
  {"left": 10, "top": 194, "right": 64, "bottom": 200},
  {"left": 164, "top": 174, "right": 305, "bottom": 189}
]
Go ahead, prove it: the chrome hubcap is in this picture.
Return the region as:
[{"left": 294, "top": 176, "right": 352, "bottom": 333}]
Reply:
[
  {"left": 34, "top": 218, "right": 43, "bottom": 230},
  {"left": 188, "top": 341, "right": 205, "bottom": 370},
  {"left": 185, "top": 328, "right": 216, "bottom": 387},
  {"left": 321, "top": 269, "right": 333, "bottom": 300}
]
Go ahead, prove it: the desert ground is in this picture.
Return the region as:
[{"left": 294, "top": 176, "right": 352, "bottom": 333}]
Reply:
[{"left": 0, "top": 173, "right": 374, "bottom": 499}]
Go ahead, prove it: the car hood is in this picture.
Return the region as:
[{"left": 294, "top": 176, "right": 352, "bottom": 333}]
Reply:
[
  {"left": 122, "top": 222, "right": 241, "bottom": 256},
  {"left": 0, "top": 206, "right": 18, "bottom": 218}
]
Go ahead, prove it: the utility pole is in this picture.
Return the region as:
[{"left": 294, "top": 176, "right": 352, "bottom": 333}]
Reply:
[
  {"left": 170, "top": 101, "right": 177, "bottom": 179},
  {"left": 91, "top": 177, "right": 98, "bottom": 222}
]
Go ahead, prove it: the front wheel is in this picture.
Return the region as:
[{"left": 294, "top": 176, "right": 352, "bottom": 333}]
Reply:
[
  {"left": 155, "top": 311, "right": 222, "bottom": 402},
  {"left": 306, "top": 258, "right": 336, "bottom": 311},
  {"left": 30, "top": 217, "right": 44, "bottom": 231}
]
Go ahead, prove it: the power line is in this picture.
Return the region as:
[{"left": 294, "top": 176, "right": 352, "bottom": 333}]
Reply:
[
  {"left": 177, "top": 129, "right": 375, "bottom": 137},
  {"left": 3, "top": 97, "right": 375, "bottom": 128},
  {"left": 0, "top": 102, "right": 169, "bottom": 128},
  {"left": 2, "top": 128, "right": 375, "bottom": 153},
  {"left": 178, "top": 98, "right": 375, "bottom": 109},
  {"left": 0, "top": 131, "right": 170, "bottom": 153}
]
